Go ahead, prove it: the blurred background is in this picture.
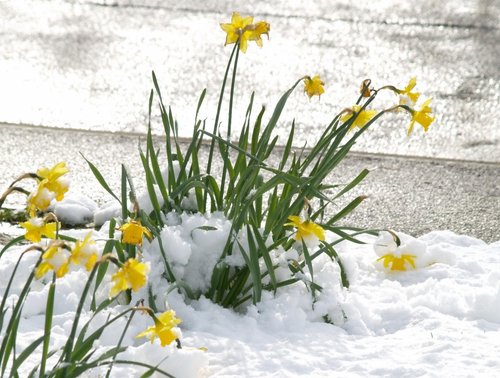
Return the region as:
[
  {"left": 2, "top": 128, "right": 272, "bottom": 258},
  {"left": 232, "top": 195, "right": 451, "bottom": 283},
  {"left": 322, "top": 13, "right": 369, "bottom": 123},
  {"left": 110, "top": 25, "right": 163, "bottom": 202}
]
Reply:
[{"left": 1, "top": 0, "right": 499, "bottom": 161}]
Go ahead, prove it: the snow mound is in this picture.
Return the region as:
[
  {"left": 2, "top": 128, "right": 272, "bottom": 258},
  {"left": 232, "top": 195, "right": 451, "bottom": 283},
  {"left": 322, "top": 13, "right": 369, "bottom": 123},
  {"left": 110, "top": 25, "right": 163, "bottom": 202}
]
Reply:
[{"left": 1, "top": 222, "right": 500, "bottom": 377}]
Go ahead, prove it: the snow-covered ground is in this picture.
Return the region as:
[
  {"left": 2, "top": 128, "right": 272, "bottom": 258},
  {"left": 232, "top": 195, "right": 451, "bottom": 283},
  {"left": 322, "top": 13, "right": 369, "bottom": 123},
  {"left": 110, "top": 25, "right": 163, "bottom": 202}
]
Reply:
[{"left": 1, "top": 206, "right": 499, "bottom": 377}]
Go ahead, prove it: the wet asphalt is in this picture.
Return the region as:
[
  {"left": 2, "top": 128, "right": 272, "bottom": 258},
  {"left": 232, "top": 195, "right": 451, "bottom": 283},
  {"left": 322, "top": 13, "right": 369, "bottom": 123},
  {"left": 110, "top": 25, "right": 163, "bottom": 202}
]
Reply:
[
  {"left": 0, "top": 1, "right": 499, "bottom": 241},
  {"left": 1, "top": 123, "right": 499, "bottom": 242}
]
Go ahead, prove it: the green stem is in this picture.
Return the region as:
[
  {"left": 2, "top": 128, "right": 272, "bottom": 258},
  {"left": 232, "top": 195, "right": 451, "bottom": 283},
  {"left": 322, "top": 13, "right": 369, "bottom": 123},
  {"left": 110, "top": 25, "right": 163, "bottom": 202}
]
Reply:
[
  {"left": 0, "top": 254, "right": 42, "bottom": 377},
  {"left": 105, "top": 302, "right": 139, "bottom": 378},
  {"left": 204, "top": 43, "right": 239, "bottom": 208},
  {"left": 220, "top": 41, "right": 241, "bottom": 208},
  {"left": 40, "top": 274, "right": 56, "bottom": 377},
  {"left": 58, "top": 262, "right": 99, "bottom": 376}
]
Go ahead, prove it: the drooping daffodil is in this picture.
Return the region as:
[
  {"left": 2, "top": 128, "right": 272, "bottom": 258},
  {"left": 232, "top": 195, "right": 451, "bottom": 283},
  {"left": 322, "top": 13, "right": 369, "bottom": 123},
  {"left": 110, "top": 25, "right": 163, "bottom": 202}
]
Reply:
[
  {"left": 374, "top": 231, "right": 427, "bottom": 272},
  {"left": 340, "top": 105, "right": 377, "bottom": 130},
  {"left": 37, "top": 162, "right": 69, "bottom": 201},
  {"left": 136, "top": 310, "right": 182, "bottom": 347},
  {"left": 27, "top": 181, "right": 56, "bottom": 217},
  {"left": 285, "top": 215, "right": 325, "bottom": 248},
  {"left": 407, "top": 98, "right": 435, "bottom": 135},
  {"left": 35, "top": 241, "right": 71, "bottom": 279},
  {"left": 119, "top": 220, "right": 152, "bottom": 246},
  {"left": 304, "top": 75, "right": 325, "bottom": 99},
  {"left": 109, "top": 258, "right": 150, "bottom": 298},
  {"left": 20, "top": 217, "right": 58, "bottom": 243},
  {"left": 70, "top": 232, "right": 99, "bottom": 271},
  {"left": 398, "top": 77, "right": 421, "bottom": 107}
]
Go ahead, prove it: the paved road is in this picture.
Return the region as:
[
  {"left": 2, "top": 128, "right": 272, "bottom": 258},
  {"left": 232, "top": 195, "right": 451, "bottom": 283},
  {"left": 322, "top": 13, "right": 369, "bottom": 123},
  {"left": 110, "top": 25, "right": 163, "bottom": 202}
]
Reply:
[
  {"left": 0, "top": 0, "right": 499, "bottom": 161},
  {"left": 1, "top": 123, "right": 498, "bottom": 242}
]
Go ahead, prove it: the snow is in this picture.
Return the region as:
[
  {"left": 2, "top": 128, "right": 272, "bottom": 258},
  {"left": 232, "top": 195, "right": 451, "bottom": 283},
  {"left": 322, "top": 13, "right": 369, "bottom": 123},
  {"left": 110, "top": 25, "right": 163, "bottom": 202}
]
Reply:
[
  {"left": 52, "top": 192, "right": 98, "bottom": 226},
  {"left": 1, "top": 203, "right": 500, "bottom": 377}
]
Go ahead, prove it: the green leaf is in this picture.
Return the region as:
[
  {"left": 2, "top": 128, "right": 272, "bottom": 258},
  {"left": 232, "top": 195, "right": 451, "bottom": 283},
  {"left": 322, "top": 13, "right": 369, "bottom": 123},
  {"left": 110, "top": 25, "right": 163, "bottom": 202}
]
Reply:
[
  {"left": 332, "top": 169, "right": 370, "bottom": 200},
  {"left": 10, "top": 336, "right": 43, "bottom": 374},
  {"left": 81, "top": 154, "right": 121, "bottom": 204},
  {"left": 251, "top": 224, "right": 277, "bottom": 293},
  {"left": 327, "top": 195, "right": 368, "bottom": 225},
  {"left": 321, "top": 241, "right": 350, "bottom": 288},
  {"left": 0, "top": 235, "right": 24, "bottom": 259}
]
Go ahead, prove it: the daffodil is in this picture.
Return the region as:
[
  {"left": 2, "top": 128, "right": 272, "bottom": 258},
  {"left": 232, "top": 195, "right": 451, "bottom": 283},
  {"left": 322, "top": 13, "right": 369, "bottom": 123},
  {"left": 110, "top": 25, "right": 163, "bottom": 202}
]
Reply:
[
  {"left": 37, "top": 162, "right": 68, "bottom": 183},
  {"left": 20, "top": 217, "right": 58, "bottom": 243},
  {"left": 37, "top": 162, "right": 69, "bottom": 201},
  {"left": 360, "top": 79, "right": 372, "bottom": 98},
  {"left": 70, "top": 232, "right": 98, "bottom": 271},
  {"left": 120, "top": 220, "right": 152, "bottom": 246},
  {"left": 247, "top": 21, "right": 270, "bottom": 47},
  {"left": 220, "top": 12, "right": 254, "bottom": 53},
  {"left": 340, "top": 105, "right": 377, "bottom": 130},
  {"left": 304, "top": 75, "right": 325, "bottom": 99},
  {"left": 407, "top": 98, "right": 435, "bottom": 135},
  {"left": 377, "top": 253, "right": 417, "bottom": 271},
  {"left": 136, "top": 310, "right": 182, "bottom": 347},
  {"left": 35, "top": 241, "right": 71, "bottom": 279},
  {"left": 27, "top": 180, "right": 55, "bottom": 216},
  {"left": 285, "top": 216, "right": 325, "bottom": 242},
  {"left": 109, "top": 258, "right": 149, "bottom": 297},
  {"left": 374, "top": 231, "right": 426, "bottom": 272},
  {"left": 220, "top": 13, "right": 270, "bottom": 53},
  {"left": 398, "top": 77, "right": 420, "bottom": 107}
]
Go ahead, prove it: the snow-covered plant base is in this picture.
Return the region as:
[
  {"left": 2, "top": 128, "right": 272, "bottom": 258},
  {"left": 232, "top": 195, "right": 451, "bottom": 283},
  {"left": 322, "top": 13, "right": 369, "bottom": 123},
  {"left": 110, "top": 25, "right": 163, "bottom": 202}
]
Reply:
[{"left": 2, "top": 224, "right": 499, "bottom": 377}]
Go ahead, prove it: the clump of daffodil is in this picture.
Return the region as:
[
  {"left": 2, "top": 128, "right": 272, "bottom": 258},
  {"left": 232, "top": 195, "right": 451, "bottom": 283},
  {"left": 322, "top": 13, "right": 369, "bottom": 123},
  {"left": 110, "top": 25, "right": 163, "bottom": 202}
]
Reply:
[
  {"left": 220, "top": 12, "right": 270, "bottom": 53},
  {"left": 340, "top": 105, "right": 377, "bottom": 130},
  {"left": 407, "top": 98, "right": 435, "bottom": 135},
  {"left": 374, "top": 231, "right": 427, "bottom": 272},
  {"left": 20, "top": 216, "right": 59, "bottom": 243},
  {"left": 285, "top": 215, "right": 325, "bottom": 244},
  {"left": 136, "top": 309, "right": 182, "bottom": 347},
  {"left": 70, "top": 232, "right": 99, "bottom": 271},
  {"left": 120, "top": 219, "right": 152, "bottom": 246},
  {"left": 109, "top": 258, "right": 150, "bottom": 298},
  {"left": 303, "top": 75, "right": 325, "bottom": 99},
  {"left": 35, "top": 241, "right": 72, "bottom": 279}
]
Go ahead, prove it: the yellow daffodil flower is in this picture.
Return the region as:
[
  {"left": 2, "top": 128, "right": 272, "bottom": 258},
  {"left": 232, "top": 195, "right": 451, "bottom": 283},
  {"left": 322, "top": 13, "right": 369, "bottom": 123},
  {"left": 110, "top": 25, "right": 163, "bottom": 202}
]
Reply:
[
  {"left": 27, "top": 180, "right": 55, "bottom": 216},
  {"left": 304, "top": 75, "right": 325, "bottom": 99},
  {"left": 35, "top": 242, "right": 71, "bottom": 279},
  {"left": 20, "top": 217, "right": 58, "bottom": 243},
  {"left": 407, "top": 98, "right": 435, "bottom": 135},
  {"left": 120, "top": 220, "right": 152, "bottom": 246},
  {"left": 285, "top": 215, "right": 325, "bottom": 242},
  {"left": 109, "top": 258, "right": 149, "bottom": 297},
  {"left": 247, "top": 21, "right": 270, "bottom": 47},
  {"left": 377, "top": 253, "right": 417, "bottom": 271},
  {"left": 220, "top": 12, "right": 254, "bottom": 53},
  {"left": 398, "top": 77, "right": 420, "bottom": 107},
  {"left": 136, "top": 310, "right": 182, "bottom": 347},
  {"left": 220, "top": 13, "right": 270, "bottom": 53},
  {"left": 37, "top": 162, "right": 68, "bottom": 183},
  {"left": 70, "top": 232, "right": 98, "bottom": 271},
  {"left": 340, "top": 105, "right": 377, "bottom": 130},
  {"left": 37, "top": 162, "right": 69, "bottom": 201}
]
